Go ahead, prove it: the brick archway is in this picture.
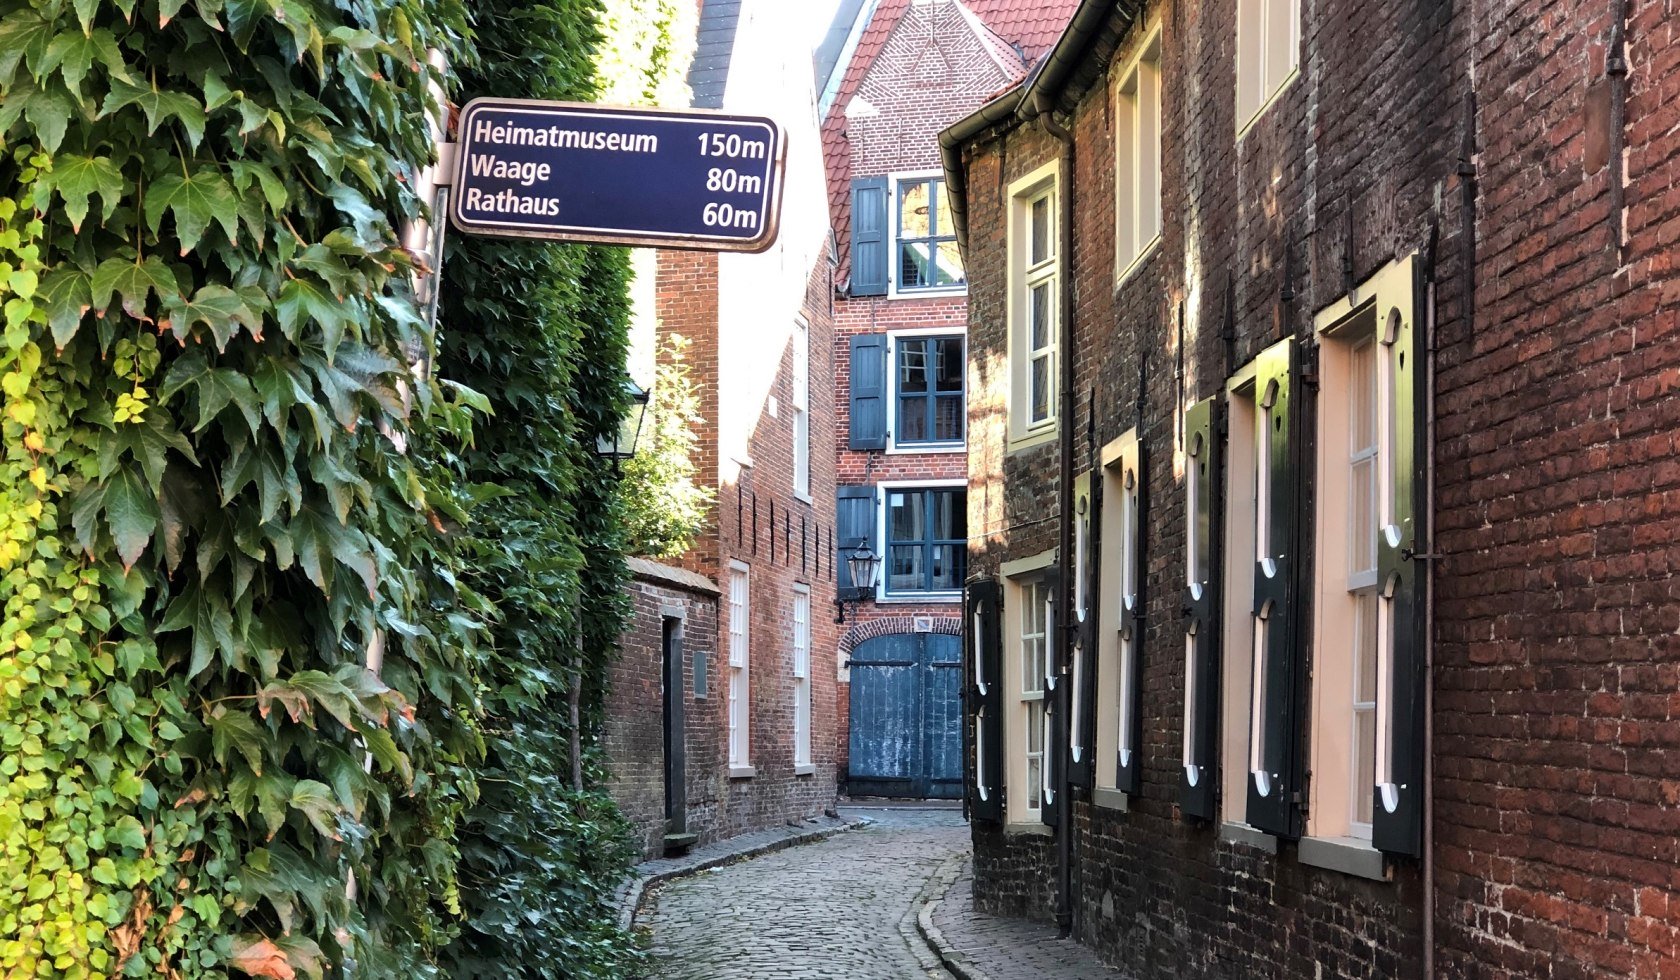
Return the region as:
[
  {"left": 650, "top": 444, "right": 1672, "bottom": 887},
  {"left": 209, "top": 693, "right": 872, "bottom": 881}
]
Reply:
[{"left": 839, "top": 616, "right": 961, "bottom": 662}]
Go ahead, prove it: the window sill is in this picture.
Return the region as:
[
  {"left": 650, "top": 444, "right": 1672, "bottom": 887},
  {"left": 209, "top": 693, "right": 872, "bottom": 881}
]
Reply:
[
  {"left": 1091, "top": 787, "right": 1130, "bottom": 812},
  {"left": 1005, "top": 821, "right": 1053, "bottom": 837},
  {"left": 1007, "top": 424, "right": 1058, "bottom": 455},
  {"left": 887, "top": 286, "right": 968, "bottom": 301},
  {"left": 875, "top": 593, "right": 963, "bottom": 605},
  {"left": 1236, "top": 66, "right": 1302, "bottom": 141},
  {"left": 793, "top": 491, "right": 813, "bottom": 505},
  {"left": 729, "top": 766, "right": 757, "bottom": 780},
  {"left": 1219, "top": 821, "right": 1278, "bottom": 854},
  {"left": 1298, "top": 835, "right": 1387, "bottom": 881},
  {"left": 794, "top": 764, "right": 816, "bottom": 777},
  {"left": 1114, "top": 235, "right": 1161, "bottom": 290},
  {"left": 886, "top": 442, "right": 967, "bottom": 456}
]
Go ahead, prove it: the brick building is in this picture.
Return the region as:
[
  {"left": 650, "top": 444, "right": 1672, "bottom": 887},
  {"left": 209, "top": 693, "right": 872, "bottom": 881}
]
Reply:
[
  {"left": 606, "top": 0, "right": 843, "bottom": 858},
  {"left": 944, "top": 0, "right": 1679, "bottom": 977},
  {"left": 819, "top": 0, "right": 1078, "bottom": 797}
]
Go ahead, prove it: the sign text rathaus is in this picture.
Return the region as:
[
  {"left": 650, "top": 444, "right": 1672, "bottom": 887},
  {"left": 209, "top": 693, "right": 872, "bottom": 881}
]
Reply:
[{"left": 449, "top": 98, "right": 788, "bottom": 253}]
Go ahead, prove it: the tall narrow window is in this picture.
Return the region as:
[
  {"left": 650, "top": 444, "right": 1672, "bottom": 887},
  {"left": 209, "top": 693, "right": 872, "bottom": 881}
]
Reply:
[
  {"left": 1116, "top": 459, "right": 1140, "bottom": 774},
  {"left": 893, "top": 335, "right": 966, "bottom": 447},
  {"left": 1009, "top": 164, "right": 1060, "bottom": 444},
  {"left": 894, "top": 176, "right": 964, "bottom": 293},
  {"left": 1020, "top": 579, "right": 1049, "bottom": 818},
  {"left": 1347, "top": 335, "right": 1379, "bottom": 836},
  {"left": 792, "top": 586, "right": 812, "bottom": 768},
  {"left": 1236, "top": 0, "right": 1300, "bottom": 130},
  {"left": 728, "top": 564, "right": 751, "bottom": 770},
  {"left": 1098, "top": 432, "right": 1144, "bottom": 796},
  {"left": 793, "top": 318, "right": 810, "bottom": 497},
  {"left": 1115, "top": 28, "right": 1163, "bottom": 276}
]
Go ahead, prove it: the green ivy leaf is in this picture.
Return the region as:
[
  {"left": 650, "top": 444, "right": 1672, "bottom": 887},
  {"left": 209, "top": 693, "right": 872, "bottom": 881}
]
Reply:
[
  {"left": 161, "top": 581, "right": 237, "bottom": 679},
  {"left": 90, "top": 255, "right": 180, "bottom": 321},
  {"left": 37, "top": 154, "right": 126, "bottom": 234},
  {"left": 101, "top": 78, "right": 208, "bottom": 148},
  {"left": 36, "top": 267, "right": 92, "bottom": 348},
  {"left": 0, "top": 10, "right": 53, "bottom": 88},
  {"left": 289, "top": 780, "right": 342, "bottom": 841},
  {"left": 275, "top": 277, "right": 347, "bottom": 351},
  {"left": 209, "top": 708, "right": 266, "bottom": 773},
  {"left": 102, "top": 467, "right": 160, "bottom": 571},
  {"left": 40, "top": 28, "right": 129, "bottom": 94},
  {"left": 159, "top": 348, "right": 263, "bottom": 433},
  {"left": 145, "top": 168, "right": 239, "bottom": 255},
  {"left": 162, "top": 284, "right": 262, "bottom": 349},
  {"left": 72, "top": 0, "right": 100, "bottom": 34},
  {"left": 108, "top": 815, "right": 147, "bottom": 851}
]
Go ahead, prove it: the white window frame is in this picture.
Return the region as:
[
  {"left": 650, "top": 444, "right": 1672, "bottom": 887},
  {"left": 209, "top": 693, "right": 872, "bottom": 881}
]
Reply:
[
  {"left": 1219, "top": 359, "right": 1263, "bottom": 830},
  {"left": 886, "top": 328, "right": 967, "bottom": 454},
  {"left": 792, "top": 585, "right": 813, "bottom": 772},
  {"left": 876, "top": 479, "right": 967, "bottom": 603},
  {"left": 1001, "top": 550, "right": 1056, "bottom": 826},
  {"left": 1096, "top": 430, "right": 1141, "bottom": 794},
  {"left": 887, "top": 171, "right": 967, "bottom": 299},
  {"left": 1236, "top": 0, "right": 1301, "bottom": 135},
  {"left": 1006, "top": 161, "right": 1061, "bottom": 452},
  {"left": 1114, "top": 24, "right": 1163, "bottom": 283},
  {"left": 727, "top": 562, "right": 753, "bottom": 775},
  {"left": 793, "top": 316, "right": 811, "bottom": 500},
  {"left": 1306, "top": 256, "right": 1414, "bottom": 858}
]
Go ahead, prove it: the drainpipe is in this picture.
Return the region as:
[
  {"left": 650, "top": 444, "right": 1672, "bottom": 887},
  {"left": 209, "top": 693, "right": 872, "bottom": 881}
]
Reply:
[{"left": 1035, "top": 93, "right": 1077, "bottom": 940}]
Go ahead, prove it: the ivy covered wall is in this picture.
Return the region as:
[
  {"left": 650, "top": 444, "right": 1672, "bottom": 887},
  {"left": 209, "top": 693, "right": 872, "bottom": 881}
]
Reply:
[{"left": 0, "top": 0, "right": 694, "bottom": 977}]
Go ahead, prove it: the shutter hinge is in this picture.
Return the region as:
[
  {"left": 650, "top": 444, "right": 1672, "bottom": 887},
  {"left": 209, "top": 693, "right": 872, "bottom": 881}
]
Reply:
[{"left": 1402, "top": 547, "right": 1441, "bottom": 562}]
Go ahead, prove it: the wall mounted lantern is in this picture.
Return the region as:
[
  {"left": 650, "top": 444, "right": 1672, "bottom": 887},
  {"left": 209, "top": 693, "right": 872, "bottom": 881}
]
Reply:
[{"left": 835, "top": 546, "right": 882, "bottom": 623}]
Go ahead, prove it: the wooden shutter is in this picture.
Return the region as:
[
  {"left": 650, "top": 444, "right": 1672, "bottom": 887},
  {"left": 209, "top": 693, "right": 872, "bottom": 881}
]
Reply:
[
  {"left": 1180, "top": 397, "right": 1222, "bottom": 821},
  {"left": 1373, "top": 258, "right": 1428, "bottom": 857},
  {"left": 835, "top": 485, "right": 877, "bottom": 598},
  {"left": 1116, "top": 439, "right": 1147, "bottom": 795},
  {"left": 966, "top": 580, "right": 1005, "bottom": 824},
  {"left": 1069, "top": 472, "right": 1100, "bottom": 789},
  {"left": 848, "top": 333, "right": 888, "bottom": 450},
  {"left": 1245, "top": 339, "right": 1304, "bottom": 838},
  {"left": 1040, "top": 568, "right": 1062, "bottom": 829},
  {"left": 850, "top": 176, "right": 889, "bottom": 296}
]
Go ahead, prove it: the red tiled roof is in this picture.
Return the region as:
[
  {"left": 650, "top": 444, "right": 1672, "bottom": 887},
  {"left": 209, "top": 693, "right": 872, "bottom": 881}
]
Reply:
[{"left": 965, "top": 0, "right": 1082, "bottom": 63}]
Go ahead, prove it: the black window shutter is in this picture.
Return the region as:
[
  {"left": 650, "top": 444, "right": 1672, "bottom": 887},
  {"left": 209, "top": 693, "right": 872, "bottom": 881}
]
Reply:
[
  {"left": 1180, "top": 397, "right": 1222, "bottom": 822},
  {"left": 1069, "top": 472, "right": 1099, "bottom": 789},
  {"left": 1245, "top": 339, "right": 1304, "bottom": 838},
  {"left": 835, "top": 485, "right": 877, "bottom": 597},
  {"left": 966, "top": 579, "right": 1005, "bottom": 824},
  {"left": 1373, "top": 260, "right": 1428, "bottom": 858},
  {"left": 1040, "top": 568, "right": 1062, "bottom": 829},
  {"left": 848, "top": 333, "right": 888, "bottom": 451},
  {"left": 850, "top": 176, "right": 889, "bottom": 296},
  {"left": 1116, "top": 440, "right": 1148, "bottom": 795}
]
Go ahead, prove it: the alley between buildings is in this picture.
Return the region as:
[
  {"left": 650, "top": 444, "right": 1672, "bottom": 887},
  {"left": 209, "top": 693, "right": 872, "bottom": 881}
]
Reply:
[{"left": 640, "top": 806, "right": 1121, "bottom": 980}]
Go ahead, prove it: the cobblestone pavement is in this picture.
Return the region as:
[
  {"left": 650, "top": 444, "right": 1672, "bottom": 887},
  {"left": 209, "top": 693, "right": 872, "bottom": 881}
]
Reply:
[
  {"left": 643, "top": 806, "right": 968, "bottom": 979},
  {"left": 930, "top": 863, "right": 1122, "bottom": 980}
]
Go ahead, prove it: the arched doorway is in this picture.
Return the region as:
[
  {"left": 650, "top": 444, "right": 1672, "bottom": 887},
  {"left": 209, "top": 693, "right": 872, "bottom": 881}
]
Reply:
[{"left": 847, "top": 632, "right": 963, "bottom": 799}]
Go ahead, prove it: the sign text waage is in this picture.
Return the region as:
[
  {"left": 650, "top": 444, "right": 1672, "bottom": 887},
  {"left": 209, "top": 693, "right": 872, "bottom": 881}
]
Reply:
[{"left": 449, "top": 99, "right": 787, "bottom": 252}]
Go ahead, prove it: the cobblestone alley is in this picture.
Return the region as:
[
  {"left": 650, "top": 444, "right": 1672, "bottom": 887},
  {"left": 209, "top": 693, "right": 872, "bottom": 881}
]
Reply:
[{"left": 640, "top": 806, "right": 1121, "bottom": 980}]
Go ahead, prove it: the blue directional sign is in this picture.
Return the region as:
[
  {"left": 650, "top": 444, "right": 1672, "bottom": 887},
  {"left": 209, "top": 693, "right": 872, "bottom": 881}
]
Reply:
[{"left": 449, "top": 98, "right": 787, "bottom": 253}]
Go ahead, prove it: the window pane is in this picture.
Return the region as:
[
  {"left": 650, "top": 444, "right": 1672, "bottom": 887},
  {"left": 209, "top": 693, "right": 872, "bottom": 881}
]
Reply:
[
  {"left": 889, "top": 544, "right": 924, "bottom": 592},
  {"left": 1030, "top": 283, "right": 1052, "bottom": 351},
  {"left": 889, "top": 490, "right": 925, "bottom": 542},
  {"left": 930, "top": 544, "right": 965, "bottom": 591},
  {"left": 1032, "top": 356, "right": 1051, "bottom": 423},
  {"left": 1356, "top": 593, "right": 1379, "bottom": 702},
  {"left": 934, "top": 394, "right": 964, "bottom": 442},
  {"left": 900, "top": 181, "right": 931, "bottom": 238},
  {"left": 1350, "top": 457, "right": 1376, "bottom": 575},
  {"left": 900, "top": 242, "right": 932, "bottom": 290},
  {"left": 934, "top": 339, "right": 964, "bottom": 392},
  {"left": 1027, "top": 754, "right": 1042, "bottom": 808},
  {"left": 931, "top": 490, "right": 966, "bottom": 539},
  {"left": 933, "top": 180, "right": 952, "bottom": 236},
  {"left": 936, "top": 240, "right": 966, "bottom": 286},
  {"left": 899, "top": 339, "right": 929, "bottom": 392},
  {"left": 1351, "top": 339, "right": 1377, "bottom": 450},
  {"left": 898, "top": 397, "right": 929, "bottom": 442},
  {"left": 1030, "top": 195, "right": 1051, "bottom": 264}
]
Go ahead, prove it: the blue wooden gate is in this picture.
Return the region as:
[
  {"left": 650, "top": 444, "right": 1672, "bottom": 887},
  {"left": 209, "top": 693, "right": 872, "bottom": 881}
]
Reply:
[{"left": 847, "top": 633, "right": 963, "bottom": 799}]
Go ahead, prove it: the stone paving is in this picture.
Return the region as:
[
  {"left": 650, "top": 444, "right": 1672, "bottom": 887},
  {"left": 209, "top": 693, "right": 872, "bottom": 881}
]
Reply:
[
  {"left": 927, "top": 863, "right": 1123, "bottom": 980},
  {"left": 642, "top": 806, "right": 967, "bottom": 979},
  {"left": 641, "top": 804, "right": 1126, "bottom": 979}
]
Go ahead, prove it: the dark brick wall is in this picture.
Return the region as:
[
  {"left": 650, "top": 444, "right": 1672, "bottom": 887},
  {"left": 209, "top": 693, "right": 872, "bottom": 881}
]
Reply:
[
  {"left": 961, "top": 0, "right": 1466, "bottom": 975},
  {"left": 1432, "top": 1, "right": 1680, "bottom": 977},
  {"left": 606, "top": 567, "right": 722, "bottom": 860}
]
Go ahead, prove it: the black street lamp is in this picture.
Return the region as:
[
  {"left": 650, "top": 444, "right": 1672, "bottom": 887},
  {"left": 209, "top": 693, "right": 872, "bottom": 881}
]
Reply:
[
  {"left": 835, "top": 546, "right": 882, "bottom": 623},
  {"left": 596, "top": 379, "right": 650, "bottom": 467}
]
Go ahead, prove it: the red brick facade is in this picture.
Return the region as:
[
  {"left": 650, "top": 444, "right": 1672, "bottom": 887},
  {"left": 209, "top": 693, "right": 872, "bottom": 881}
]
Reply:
[{"left": 949, "top": 0, "right": 1678, "bottom": 977}]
